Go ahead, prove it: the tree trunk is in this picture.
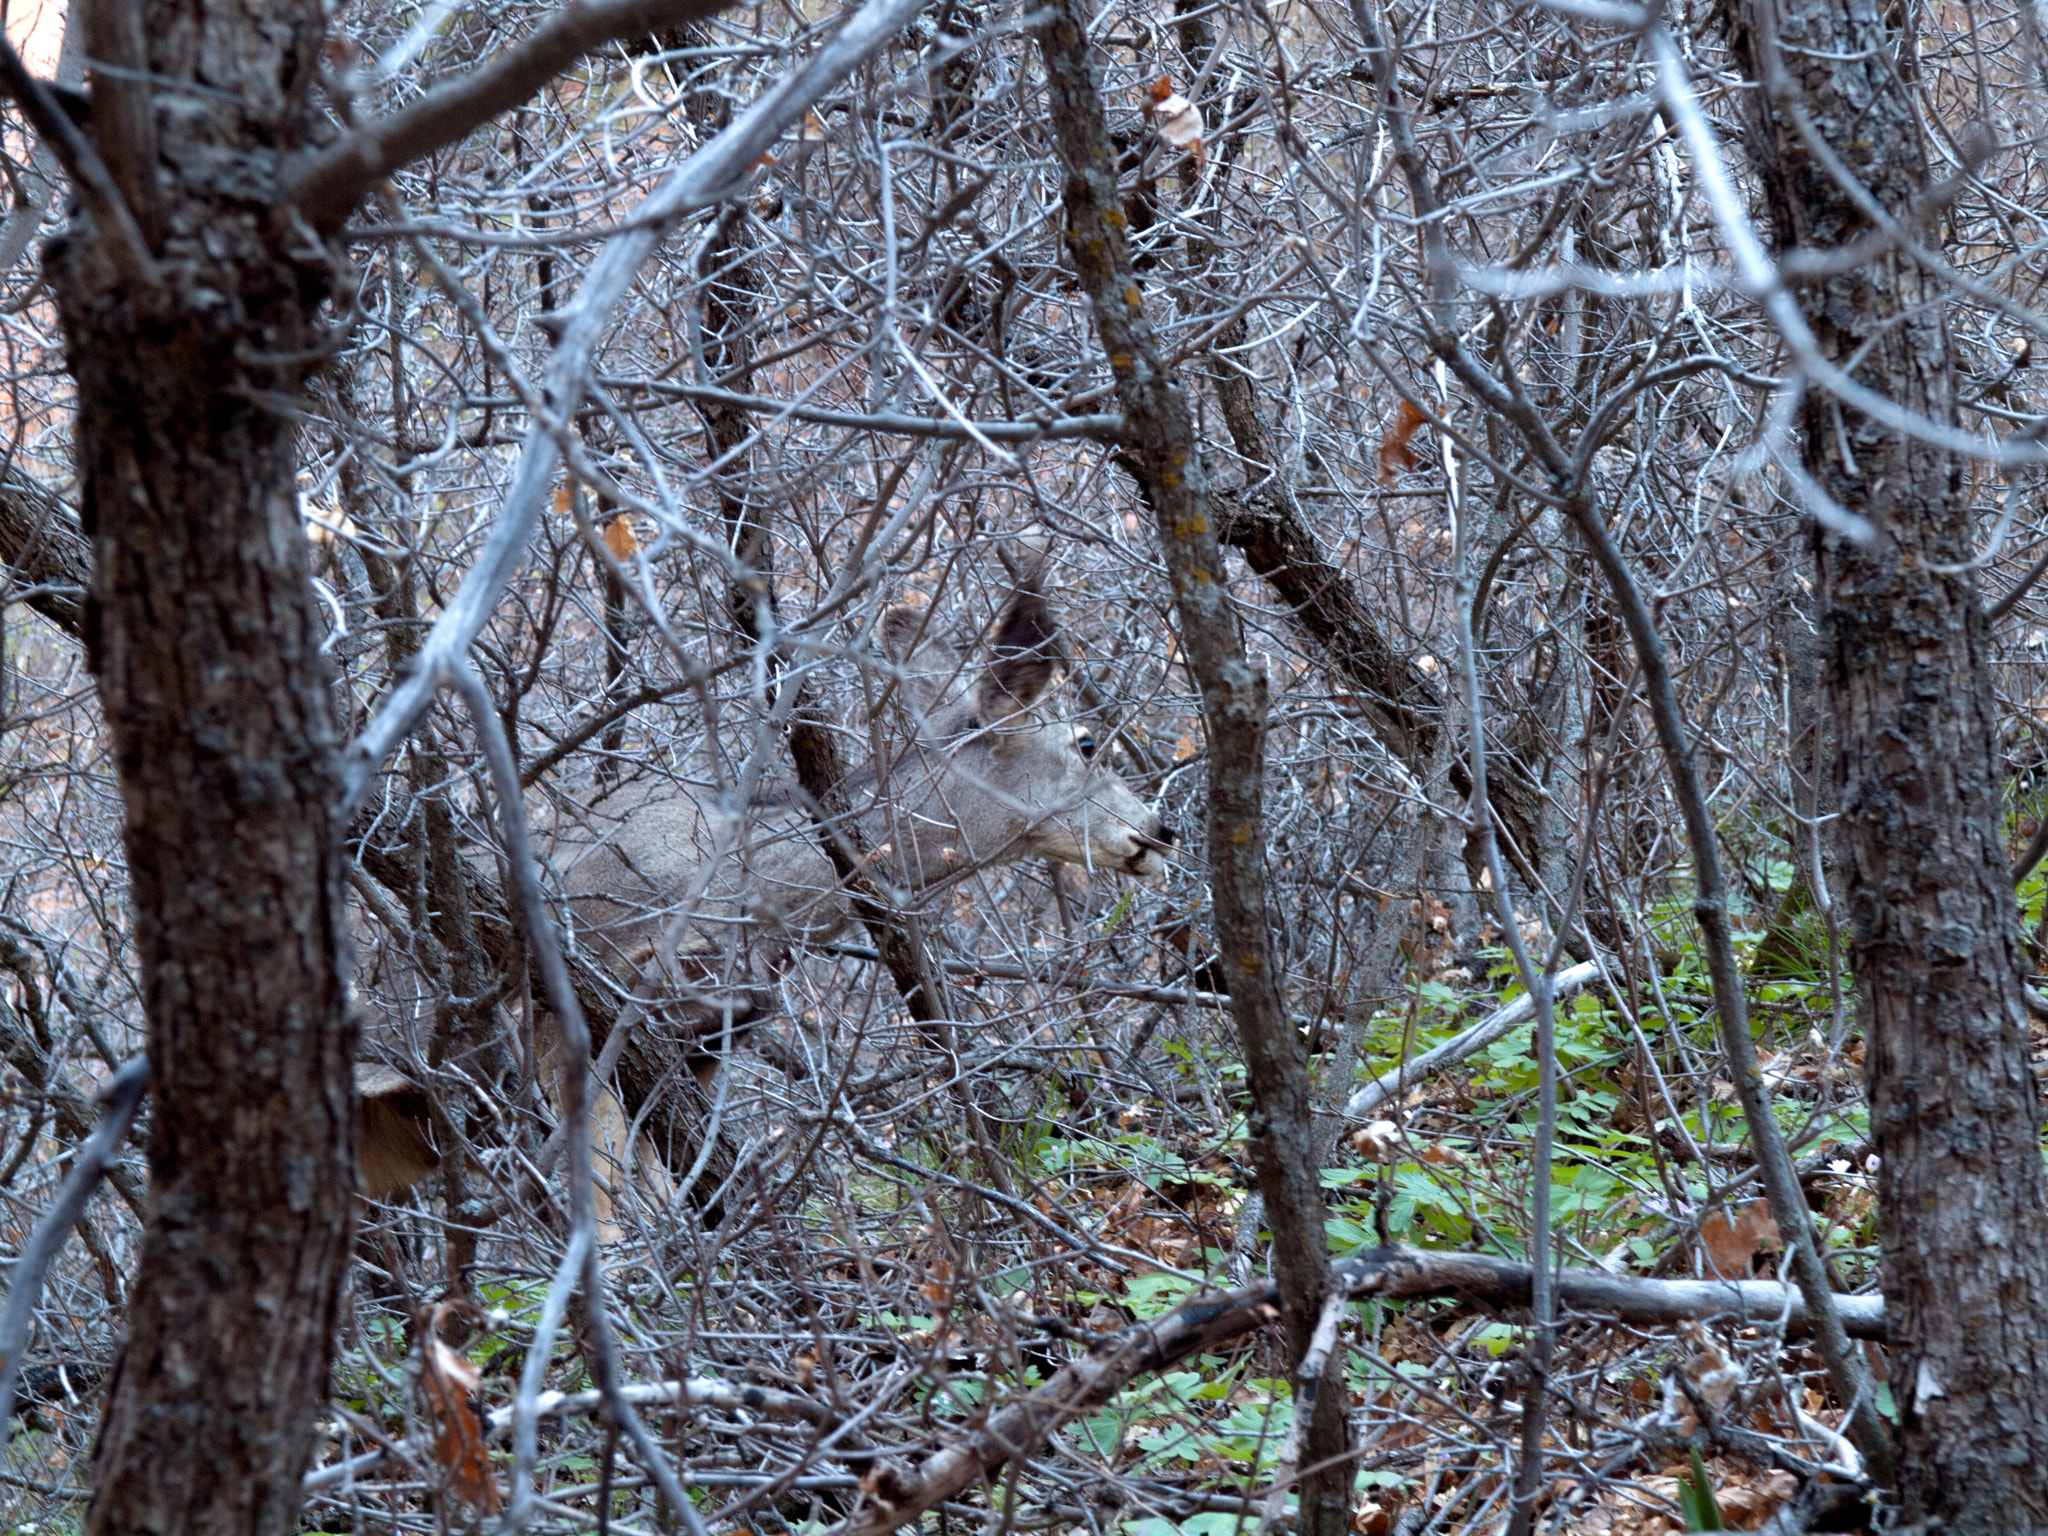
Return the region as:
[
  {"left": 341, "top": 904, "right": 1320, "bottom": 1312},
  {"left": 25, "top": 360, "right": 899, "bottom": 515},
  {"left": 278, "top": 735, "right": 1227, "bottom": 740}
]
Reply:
[
  {"left": 48, "top": 3, "right": 357, "bottom": 1532},
  {"left": 1729, "top": 0, "right": 2048, "bottom": 1521},
  {"left": 1031, "top": 7, "right": 1352, "bottom": 1532}
]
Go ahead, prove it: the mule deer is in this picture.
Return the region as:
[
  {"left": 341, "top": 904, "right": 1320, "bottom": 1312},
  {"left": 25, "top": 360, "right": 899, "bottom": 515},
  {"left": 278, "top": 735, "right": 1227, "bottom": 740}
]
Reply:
[
  {"left": 357, "top": 550, "right": 1173, "bottom": 1214},
  {"left": 548, "top": 551, "right": 1174, "bottom": 1039}
]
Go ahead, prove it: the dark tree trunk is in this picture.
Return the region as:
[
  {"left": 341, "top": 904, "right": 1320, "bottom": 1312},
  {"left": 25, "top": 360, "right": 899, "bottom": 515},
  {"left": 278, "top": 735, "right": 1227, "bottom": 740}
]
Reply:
[
  {"left": 44, "top": 3, "right": 357, "bottom": 1532},
  {"left": 1729, "top": 0, "right": 2048, "bottom": 1521}
]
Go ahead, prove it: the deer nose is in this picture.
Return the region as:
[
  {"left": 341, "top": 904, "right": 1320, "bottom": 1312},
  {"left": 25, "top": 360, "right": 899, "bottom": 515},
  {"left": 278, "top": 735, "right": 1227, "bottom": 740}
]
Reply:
[{"left": 1151, "top": 814, "right": 1177, "bottom": 846}]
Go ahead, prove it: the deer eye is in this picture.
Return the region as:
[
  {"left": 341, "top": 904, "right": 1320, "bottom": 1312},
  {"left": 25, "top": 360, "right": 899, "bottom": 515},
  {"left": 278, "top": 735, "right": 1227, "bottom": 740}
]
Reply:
[{"left": 1077, "top": 731, "right": 1098, "bottom": 760}]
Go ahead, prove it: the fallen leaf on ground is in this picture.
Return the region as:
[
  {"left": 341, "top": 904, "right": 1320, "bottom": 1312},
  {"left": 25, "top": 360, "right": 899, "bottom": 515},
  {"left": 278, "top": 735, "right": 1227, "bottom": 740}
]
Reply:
[{"left": 1700, "top": 1198, "right": 1781, "bottom": 1277}]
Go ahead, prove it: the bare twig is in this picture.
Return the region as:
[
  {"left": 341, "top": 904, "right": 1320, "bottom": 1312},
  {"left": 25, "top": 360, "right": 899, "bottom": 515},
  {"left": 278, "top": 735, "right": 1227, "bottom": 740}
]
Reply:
[
  {"left": 341, "top": 0, "right": 931, "bottom": 813},
  {"left": 287, "top": 0, "right": 744, "bottom": 229},
  {"left": 0, "top": 1053, "right": 146, "bottom": 1444},
  {"left": 0, "top": 34, "right": 159, "bottom": 286}
]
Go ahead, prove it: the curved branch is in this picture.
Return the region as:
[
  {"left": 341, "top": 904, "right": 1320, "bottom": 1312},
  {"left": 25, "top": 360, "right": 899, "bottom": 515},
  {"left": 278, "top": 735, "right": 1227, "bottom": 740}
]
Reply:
[
  {"left": 0, "top": 1054, "right": 147, "bottom": 1444},
  {"left": 285, "top": 0, "right": 744, "bottom": 230}
]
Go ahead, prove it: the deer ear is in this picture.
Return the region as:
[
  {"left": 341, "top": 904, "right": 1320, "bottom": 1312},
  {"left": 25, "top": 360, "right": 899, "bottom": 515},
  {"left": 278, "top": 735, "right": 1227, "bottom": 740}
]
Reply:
[
  {"left": 878, "top": 603, "right": 935, "bottom": 667},
  {"left": 975, "top": 580, "right": 1059, "bottom": 722}
]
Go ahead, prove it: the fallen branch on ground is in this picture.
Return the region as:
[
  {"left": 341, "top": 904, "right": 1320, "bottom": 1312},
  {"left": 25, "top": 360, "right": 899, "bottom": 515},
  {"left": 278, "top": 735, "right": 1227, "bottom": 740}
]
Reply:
[
  {"left": 831, "top": 1244, "right": 1881, "bottom": 1535},
  {"left": 302, "top": 1245, "right": 1884, "bottom": 1510},
  {"left": 1343, "top": 961, "right": 1603, "bottom": 1120},
  {"left": 827, "top": 1253, "right": 1875, "bottom": 1536}
]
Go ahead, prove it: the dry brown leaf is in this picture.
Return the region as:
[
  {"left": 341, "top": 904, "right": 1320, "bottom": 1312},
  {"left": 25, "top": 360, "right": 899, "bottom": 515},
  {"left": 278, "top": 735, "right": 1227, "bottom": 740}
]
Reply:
[
  {"left": 421, "top": 1306, "right": 499, "bottom": 1514},
  {"left": 1376, "top": 399, "right": 1430, "bottom": 484},
  {"left": 1716, "top": 1469, "right": 1798, "bottom": 1530},
  {"left": 919, "top": 1257, "right": 956, "bottom": 1308},
  {"left": 1144, "top": 77, "right": 1205, "bottom": 165},
  {"left": 1660, "top": 1322, "right": 1741, "bottom": 1435},
  {"left": 1349, "top": 1119, "right": 1402, "bottom": 1162},
  {"left": 1699, "top": 1197, "right": 1781, "bottom": 1277},
  {"left": 601, "top": 515, "right": 640, "bottom": 561}
]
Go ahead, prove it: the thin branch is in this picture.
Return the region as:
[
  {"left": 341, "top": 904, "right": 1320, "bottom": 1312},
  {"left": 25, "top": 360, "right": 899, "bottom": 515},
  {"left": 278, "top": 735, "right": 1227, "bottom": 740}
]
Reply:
[
  {"left": 627, "top": 378, "right": 1130, "bottom": 443},
  {"left": 0, "top": 1053, "right": 147, "bottom": 1444},
  {"left": 1562, "top": 493, "right": 1895, "bottom": 1481},
  {"left": 452, "top": 663, "right": 708, "bottom": 1536},
  {"left": 1353, "top": 1, "right": 1890, "bottom": 1478},
  {"left": 825, "top": 941, "right": 1315, "bottom": 1019},
  {"left": 1987, "top": 540, "right": 2048, "bottom": 625},
  {"left": 2014, "top": 813, "right": 2048, "bottom": 887},
  {"left": 1649, "top": 28, "right": 2045, "bottom": 474},
  {"left": 0, "top": 474, "right": 89, "bottom": 636},
  {"left": 286, "top": 0, "right": 744, "bottom": 230},
  {"left": 341, "top": 0, "right": 931, "bottom": 815},
  {"left": 0, "top": 34, "right": 159, "bottom": 286},
  {"left": 1445, "top": 360, "right": 1558, "bottom": 1536},
  {"left": 519, "top": 675, "right": 702, "bottom": 786},
  {"left": 1033, "top": 6, "right": 1350, "bottom": 1530}
]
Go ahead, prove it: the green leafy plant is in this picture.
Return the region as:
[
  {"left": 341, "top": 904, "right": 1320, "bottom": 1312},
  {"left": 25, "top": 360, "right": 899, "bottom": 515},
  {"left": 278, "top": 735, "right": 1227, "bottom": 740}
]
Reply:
[{"left": 1678, "top": 1445, "right": 1724, "bottom": 1531}]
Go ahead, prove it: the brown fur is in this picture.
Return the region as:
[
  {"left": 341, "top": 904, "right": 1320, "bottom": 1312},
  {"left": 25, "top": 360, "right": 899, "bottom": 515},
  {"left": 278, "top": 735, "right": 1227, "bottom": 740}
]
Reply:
[
  {"left": 357, "top": 563, "right": 1172, "bottom": 1209},
  {"left": 546, "top": 570, "right": 1173, "bottom": 1034}
]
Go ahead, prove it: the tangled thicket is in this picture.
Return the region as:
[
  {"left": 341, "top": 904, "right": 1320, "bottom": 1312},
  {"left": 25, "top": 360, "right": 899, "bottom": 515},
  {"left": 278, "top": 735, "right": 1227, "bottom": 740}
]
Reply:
[{"left": 6, "top": 0, "right": 2048, "bottom": 1530}]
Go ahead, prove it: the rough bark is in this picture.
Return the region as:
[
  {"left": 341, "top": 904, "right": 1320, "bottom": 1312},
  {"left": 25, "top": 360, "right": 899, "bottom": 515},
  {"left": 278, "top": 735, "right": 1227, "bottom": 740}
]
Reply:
[
  {"left": 20, "top": 2, "right": 754, "bottom": 1525},
  {"left": 1031, "top": 7, "right": 1351, "bottom": 1532},
  {"left": 0, "top": 471, "right": 90, "bottom": 634},
  {"left": 49, "top": 7, "right": 357, "bottom": 1533},
  {"left": 1729, "top": 0, "right": 2048, "bottom": 1522}
]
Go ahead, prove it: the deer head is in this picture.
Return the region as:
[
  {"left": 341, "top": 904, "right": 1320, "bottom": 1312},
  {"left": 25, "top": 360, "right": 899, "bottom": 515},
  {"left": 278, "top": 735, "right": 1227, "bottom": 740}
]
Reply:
[{"left": 868, "top": 554, "right": 1175, "bottom": 884}]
